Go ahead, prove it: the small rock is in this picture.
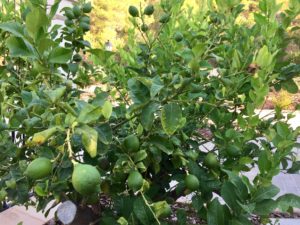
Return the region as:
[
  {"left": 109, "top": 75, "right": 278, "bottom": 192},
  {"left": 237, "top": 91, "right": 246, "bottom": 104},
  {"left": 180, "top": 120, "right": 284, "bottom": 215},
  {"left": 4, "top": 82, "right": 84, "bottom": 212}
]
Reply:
[{"left": 57, "top": 201, "right": 77, "bottom": 225}]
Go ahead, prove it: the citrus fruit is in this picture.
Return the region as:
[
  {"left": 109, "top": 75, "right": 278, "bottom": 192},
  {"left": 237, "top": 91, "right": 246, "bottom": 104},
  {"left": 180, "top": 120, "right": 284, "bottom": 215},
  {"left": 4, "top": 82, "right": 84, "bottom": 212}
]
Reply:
[
  {"left": 144, "top": 5, "right": 154, "bottom": 16},
  {"left": 65, "top": 19, "right": 74, "bottom": 26},
  {"left": 65, "top": 9, "right": 75, "bottom": 19},
  {"left": 71, "top": 164, "right": 101, "bottom": 196},
  {"left": 82, "top": 2, "right": 92, "bottom": 13},
  {"left": 129, "top": 6, "right": 139, "bottom": 17},
  {"left": 141, "top": 24, "right": 148, "bottom": 32},
  {"left": 127, "top": 171, "right": 143, "bottom": 191},
  {"left": 204, "top": 153, "right": 219, "bottom": 169},
  {"left": 174, "top": 31, "right": 183, "bottom": 42},
  {"left": 185, "top": 174, "right": 199, "bottom": 191},
  {"left": 226, "top": 145, "right": 241, "bottom": 157},
  {"left": 159, "top": 13, "right": 170, "bottom": 23},
  {"left": 24, "top": 157, "right": 52, "bottom": 180},
  {"left": 79, "top": 22, "right": 90, "bottom": 32},
  {"left": 123, "top": 135, "right": 140, "bottom": 152},
  {"left": 73, "top": 53, "right": 82, "bottom": 62},
  {"left": 79, "top": 16, "right": 90, "bottom": 24},
  {"left": 73, "top": 5, "right": 81, "bottom": 18}
]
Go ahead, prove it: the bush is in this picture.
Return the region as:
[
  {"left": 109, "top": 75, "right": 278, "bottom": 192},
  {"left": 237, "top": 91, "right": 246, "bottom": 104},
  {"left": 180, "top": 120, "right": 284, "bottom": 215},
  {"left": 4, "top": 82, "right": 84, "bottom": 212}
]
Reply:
[{"left": 0, "top": 0, "right": 300, "bottom": 224}]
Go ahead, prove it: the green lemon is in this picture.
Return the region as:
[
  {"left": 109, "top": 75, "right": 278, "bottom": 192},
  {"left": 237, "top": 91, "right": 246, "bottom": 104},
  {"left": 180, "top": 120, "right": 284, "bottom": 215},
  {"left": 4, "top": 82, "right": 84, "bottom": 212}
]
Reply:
[
  {"left": 24, "top": 157, "right": 52, "bottom": 180},
  {"left": 124, "top": 135, "right": 140, "bottom": 152},
  {"left": 129, "top": 6, "right": 139, "bottom": 17},
  {"left": 65, "top": 19, "right": 74, "bottom": 26},
  {"left": 174, "top": 31, "right": 183, "bottom": 42},
  {"left": 204, "top": 153, "right": 219, "bottom": 169},
  {"left": 73, "top": 53, "right": 82, "bottom": 62},
  {"left": 185, "top": 174, "right": 199, "bottom": 191},
  {"left": 141, "top": 24, "right": 148, "bottom": 32},
  {"left": 82, "top": 2, "right": 92, "bottom": 13},
  {"left": 127, "top": 171, "right": 143, "bottom": 192},
  {"left": 226, "top": 145, "right": 241, "bottom": 157},
  {"left": 79, "top": 22, "right": 90, "bottom": 32},
  {"left": 71, "top": 164, "right": 101, "bottom": 195},
  {"left": 80, "top": 16, "right": 90, "bottom": 24},
  {"left": 144, "top": 5, "right": 154, "bottom": 16},
  {"left": 73, "top": 5, "right": 81, "bottom": 18},
  {"left": 159, "top": 13, "right": 170, "bottom": 23},
  {"left": 65, "top": 9, "right": 75, "bottom": 19}
]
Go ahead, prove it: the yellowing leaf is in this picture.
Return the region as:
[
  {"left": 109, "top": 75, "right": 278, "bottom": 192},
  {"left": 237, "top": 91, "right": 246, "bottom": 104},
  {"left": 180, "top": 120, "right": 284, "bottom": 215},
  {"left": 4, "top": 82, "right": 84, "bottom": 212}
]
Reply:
[
  {"left": 76, "top": 125, "right": 98, "bottom": 158},
  {"left": 31, "top": 126, "right": 61, "bottom": 145},
  {"left": 102, "top": 101, "right": 112, "bottom": 120}
]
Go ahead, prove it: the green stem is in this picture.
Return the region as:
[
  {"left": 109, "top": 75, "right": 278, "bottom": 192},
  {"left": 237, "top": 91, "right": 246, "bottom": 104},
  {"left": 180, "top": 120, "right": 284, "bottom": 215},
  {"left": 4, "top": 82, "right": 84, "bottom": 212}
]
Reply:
[{"left": 141, "top": 192, "right": 161, "bottom": 225}]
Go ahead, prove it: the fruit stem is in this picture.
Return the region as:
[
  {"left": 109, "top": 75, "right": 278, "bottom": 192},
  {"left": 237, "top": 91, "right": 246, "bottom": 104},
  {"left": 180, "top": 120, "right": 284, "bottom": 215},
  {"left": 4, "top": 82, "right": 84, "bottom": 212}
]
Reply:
[{"left": 66, "top": 129, "right": 77, "bottom": 165}]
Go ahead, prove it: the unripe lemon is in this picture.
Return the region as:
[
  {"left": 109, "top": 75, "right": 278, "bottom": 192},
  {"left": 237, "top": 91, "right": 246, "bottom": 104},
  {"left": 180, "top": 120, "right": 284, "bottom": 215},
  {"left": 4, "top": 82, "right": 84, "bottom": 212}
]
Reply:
[
  {"left": 65, "top": 9, "right": 75, "bottom": 19},
  {"left": 24, "top": 157, "right": 52, "bottom": 180},
  {"left": 204, "top": 153, "right": 219, "bottom": 169},
  {"left": 82, "top": 2, "right": 92, "bottom": 13},
  {"left": 185, "top": 174, "right": 199, "bottom": 191},
  {"left": 174, "top": 31, "right": 183, "bottom": 42},
  {"left": 123, "top": 135, "right": 140, "bottom": 152},
  {"left": 144, "top": 5, "right": 154, "bottom": 16},
  {"left": 71, "top": 164, "right": 101, "bottom": 195},
  {"left": 73, "top": 5, "right": 81, "bottom": 18},
  {"left": 159, "top": 13, "right": 170, "bottom": 23},
  {"left": 127, "top": 171, "right": 143, "bottom": 192},
  {"left": 129, "top": 6, "right": 139, "bottom": 17}
]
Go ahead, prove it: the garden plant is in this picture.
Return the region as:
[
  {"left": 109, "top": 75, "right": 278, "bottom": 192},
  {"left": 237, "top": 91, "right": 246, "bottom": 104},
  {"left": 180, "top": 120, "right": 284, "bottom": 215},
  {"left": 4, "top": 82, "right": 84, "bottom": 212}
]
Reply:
[{"left": 1, "top": 0, "right": 300, "bottom": 224}]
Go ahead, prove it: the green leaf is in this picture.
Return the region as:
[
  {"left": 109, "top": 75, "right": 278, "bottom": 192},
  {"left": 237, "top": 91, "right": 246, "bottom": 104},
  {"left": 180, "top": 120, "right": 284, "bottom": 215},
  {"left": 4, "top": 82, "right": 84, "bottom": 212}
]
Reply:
[
  {"left": 140, "top": 102, "right": 159, "bottom": 131},
  {"left": 0, "top": 22, "right": 24, "bottom": 37},
  {"left": 258, "top": 150, "right": 272, "bottom": 174},
  {"left": 45, "top": 87, "right": 66, "bottom": 103},
  {"left": 282, "top": 79, "right": 299, "bottom": 94},
  {"left": 128, "top": 78, "right": 150, "bottom": 105},
  {"left": 149, "top": 135, "right": 174, "bottom": 155},
  {"left": 133, "top": 197, "right": 155, "bottom": 225},
  {"left": 151, "top": 76, "right": 164, "bottom": 97},
  {"left": 254, "top": 199, "right": 278, "bottom": 215},
  {"left": 95, "top": 123, "right": 112, "bottom": 144},
  {"left": 48, "top": 47, "right": 72, "bottom": 64},
  {"left": 134, "top": 150, "right": 148, "bottom": 162},
  {"left": 252, "top": 185, "right": 280, "bottom": 202},
  {"left": 6, "top": 37, "right": 36, "bottom": 58},
  {"left": 34, "top": 184, "right": 47, "bottom": 197},
  {"left": 207, "top": 199, "right": 230, "bottom": 225},
  {"left": 277, "top": 194, "right": 300, "bottom": 211},
  {"left": 77, "top": 104, "right": 102, "bottom": 124},
  {"left": 255, "top": 45, "right": 273, "bottom": 69},
  {"left": 161, "top": 103, "right": 183, "bottom": 135},
  {"left": 221, "top": 182, "right": 241, "bottom": 212},
  {"left": 26, "top": 7, "right": 48, "bottom": 40},
  {"left": 102, "top": 101, "right": 112, "bottom": 120},
  {"left": 76, "top": 125, "right": 98, "bottom": 158}
]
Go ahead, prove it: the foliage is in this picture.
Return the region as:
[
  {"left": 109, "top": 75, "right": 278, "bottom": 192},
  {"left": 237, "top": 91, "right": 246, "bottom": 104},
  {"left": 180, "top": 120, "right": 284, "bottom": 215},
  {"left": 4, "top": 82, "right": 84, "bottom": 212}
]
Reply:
[{"left": 0, "top": 0, "right": 300, "bottom": 224}]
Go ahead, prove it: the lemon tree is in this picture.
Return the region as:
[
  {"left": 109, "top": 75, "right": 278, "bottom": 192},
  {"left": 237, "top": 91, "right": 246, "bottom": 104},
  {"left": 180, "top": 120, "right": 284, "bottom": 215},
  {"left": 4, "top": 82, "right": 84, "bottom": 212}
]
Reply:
[{"left": 0, "top": 0, "right": 300, "bottom": 224}]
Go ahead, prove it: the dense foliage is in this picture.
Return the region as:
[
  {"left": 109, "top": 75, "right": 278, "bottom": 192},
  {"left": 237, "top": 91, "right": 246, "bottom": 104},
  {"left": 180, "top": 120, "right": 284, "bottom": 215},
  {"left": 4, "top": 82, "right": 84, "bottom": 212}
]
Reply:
[{"left": 1, "top": 0, "right": 300, "bottom": 225}]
